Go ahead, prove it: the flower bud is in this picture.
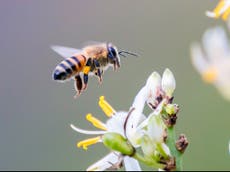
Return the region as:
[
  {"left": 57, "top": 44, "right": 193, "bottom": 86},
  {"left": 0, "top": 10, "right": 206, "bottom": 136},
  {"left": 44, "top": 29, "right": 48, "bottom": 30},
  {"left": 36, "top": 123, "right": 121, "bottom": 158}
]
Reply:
[
  {"left": 164, "top": 104, "right": 179, "bottom": 115},
  {"left": 102, "top": 132, "right": 135, "bottom": 156},
  {"left": 162, "top": 68, "right": 176, "bottom": 97},
  {"left": 146, "top": 72, "right": 161, "bottom": 99}
]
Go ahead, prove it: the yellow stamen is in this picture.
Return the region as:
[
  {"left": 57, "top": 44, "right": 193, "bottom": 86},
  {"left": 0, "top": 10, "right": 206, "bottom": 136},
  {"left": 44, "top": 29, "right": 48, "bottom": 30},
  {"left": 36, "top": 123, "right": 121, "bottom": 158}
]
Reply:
[
  {"left": 77, "top": 136, "right": 101, "bottom": 150},
  {"left": 86, "top": 113, "right": 107, "bottom": 130},
  {"left": 222, "top": 6, "right": 230, "bottom": 20},
  {"left": 213, "top": 0, "right": 226, "bottom": 18},
  {"left": 202, "top": 67, "right": 218, "bottom": 83},
  {"left": 98, "top": 96, "right": 116, "bottom": 117}
]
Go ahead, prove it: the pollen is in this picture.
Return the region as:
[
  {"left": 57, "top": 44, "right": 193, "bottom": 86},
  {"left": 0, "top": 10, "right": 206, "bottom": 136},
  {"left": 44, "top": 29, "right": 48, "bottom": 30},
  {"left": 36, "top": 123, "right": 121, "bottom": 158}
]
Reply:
[
  {"left": 202, "top": 67, "right": 218, "bottom": 83},
  {"left": 77, "top": 136, "right": 101, "bottom": 150},
  {"left": 83, "top": 66, "right": 91, "bottom": 74},
  {"left": 86, "top": 113, "right": 107, "bottom": 130},
  {"left": 98, "top": 96, "right": 116, "bottom": 117}
]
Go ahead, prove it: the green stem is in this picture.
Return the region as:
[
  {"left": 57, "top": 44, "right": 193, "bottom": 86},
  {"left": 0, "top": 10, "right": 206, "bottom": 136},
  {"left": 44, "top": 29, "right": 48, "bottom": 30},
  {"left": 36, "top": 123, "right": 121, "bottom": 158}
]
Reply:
[
  {"left": 166, "top": 126, "right": 183, "bottom": 171},
  {"left": 133, "top": 152, "right": 164, "bottom": 169}
]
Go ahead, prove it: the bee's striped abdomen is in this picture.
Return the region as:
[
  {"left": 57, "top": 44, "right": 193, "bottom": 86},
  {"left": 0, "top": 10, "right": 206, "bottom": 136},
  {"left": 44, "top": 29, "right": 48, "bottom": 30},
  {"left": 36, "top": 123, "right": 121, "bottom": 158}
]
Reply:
[{"left": 53, "top": 55, "right": 87, "bottom": 81}]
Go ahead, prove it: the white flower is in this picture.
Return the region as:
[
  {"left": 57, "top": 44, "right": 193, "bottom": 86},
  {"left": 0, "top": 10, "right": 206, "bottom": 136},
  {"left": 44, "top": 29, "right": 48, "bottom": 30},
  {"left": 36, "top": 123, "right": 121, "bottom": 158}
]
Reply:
[
  {"left": 70, "top": 96, "right": 143, "bottom": 171},
  {"left": 70, "top": 69, "right": 176, "bottom": 170},
  {"left": 191, "top": 26, "right": 230, "bottom": 100}
]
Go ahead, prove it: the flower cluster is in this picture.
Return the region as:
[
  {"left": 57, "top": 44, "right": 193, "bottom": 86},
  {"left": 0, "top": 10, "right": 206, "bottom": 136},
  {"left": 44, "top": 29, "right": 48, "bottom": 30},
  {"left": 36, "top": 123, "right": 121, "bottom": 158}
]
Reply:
[{"left": 70, "top": 68, "right": 188, "bottom": 171}]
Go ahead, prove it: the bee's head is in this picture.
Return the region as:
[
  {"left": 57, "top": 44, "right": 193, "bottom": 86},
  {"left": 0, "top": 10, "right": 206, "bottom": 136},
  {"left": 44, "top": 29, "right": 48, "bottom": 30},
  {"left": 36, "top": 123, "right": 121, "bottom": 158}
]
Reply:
[{"left": 107, "top": 43, "right": 120, "bottom": 69}]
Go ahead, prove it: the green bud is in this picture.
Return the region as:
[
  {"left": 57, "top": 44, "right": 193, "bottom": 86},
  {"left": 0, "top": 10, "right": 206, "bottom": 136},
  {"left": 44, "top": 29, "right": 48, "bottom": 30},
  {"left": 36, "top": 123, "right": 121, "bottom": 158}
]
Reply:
[
  {"left": 164, "top": 104, "right": 179, "bottom": 115},
  {"left": 102, "top": 132, "right": 135, "bottom": 156}
]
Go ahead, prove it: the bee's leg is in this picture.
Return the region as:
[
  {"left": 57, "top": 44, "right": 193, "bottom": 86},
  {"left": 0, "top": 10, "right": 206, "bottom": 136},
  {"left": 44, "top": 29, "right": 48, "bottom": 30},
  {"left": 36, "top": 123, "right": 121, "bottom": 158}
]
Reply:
[
  {"left": 74, "top": 74, "right": 83, "bottom": 98},
  {"left": 82, "top": 58, "right": 92, "bottom": 90},
  {"left": 113, "top": 61, "right": 117, "bottom": 71},
  {"left": 93, "top": 59, "right": 102, "bottom": 83}
]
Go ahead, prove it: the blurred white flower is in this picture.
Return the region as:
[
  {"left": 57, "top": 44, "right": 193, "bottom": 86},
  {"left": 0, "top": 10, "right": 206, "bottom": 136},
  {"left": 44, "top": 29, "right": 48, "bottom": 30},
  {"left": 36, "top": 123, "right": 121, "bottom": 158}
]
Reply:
[
  {"left": 191, "top": 26, "right": 230, "bottom": 100},
  {"left": 206, "top": 0, "right": 230, "bottom": 21}
]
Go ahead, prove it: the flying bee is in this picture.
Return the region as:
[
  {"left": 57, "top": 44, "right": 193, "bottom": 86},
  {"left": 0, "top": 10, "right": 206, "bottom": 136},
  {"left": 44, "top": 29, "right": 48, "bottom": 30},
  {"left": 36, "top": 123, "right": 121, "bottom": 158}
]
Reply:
[{"left": 51, "top": 42, "right": 138, "bottom": 97}]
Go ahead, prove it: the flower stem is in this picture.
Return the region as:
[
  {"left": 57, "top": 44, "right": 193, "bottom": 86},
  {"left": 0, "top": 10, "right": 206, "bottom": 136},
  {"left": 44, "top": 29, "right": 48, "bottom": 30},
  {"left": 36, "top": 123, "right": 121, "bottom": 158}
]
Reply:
[{"left": 166, "top": 126, "right": 183, "bottom": 171}]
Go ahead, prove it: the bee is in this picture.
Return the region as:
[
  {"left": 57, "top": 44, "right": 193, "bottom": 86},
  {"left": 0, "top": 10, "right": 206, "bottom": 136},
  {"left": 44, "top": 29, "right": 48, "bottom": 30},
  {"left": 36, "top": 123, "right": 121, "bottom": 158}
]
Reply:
[{"left": 51, "top": 42, "right": 138, "bottom": 97}]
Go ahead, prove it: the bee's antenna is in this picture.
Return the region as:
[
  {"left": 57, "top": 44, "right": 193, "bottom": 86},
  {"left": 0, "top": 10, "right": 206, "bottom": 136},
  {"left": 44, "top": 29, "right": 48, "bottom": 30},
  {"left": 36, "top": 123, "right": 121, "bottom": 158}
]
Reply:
[{"left": 118, "top": 50, "right": 139, "bottom": 58}]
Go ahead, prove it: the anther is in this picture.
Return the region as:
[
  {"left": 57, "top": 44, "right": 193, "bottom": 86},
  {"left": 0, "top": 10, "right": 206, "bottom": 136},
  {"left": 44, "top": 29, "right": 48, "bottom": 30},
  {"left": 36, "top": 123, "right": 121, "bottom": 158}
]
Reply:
[
  {"left": 86, "top": 113, "right": 107, "bottom": 130},
  {"left": 222, "top": 6, "right": 230, "bottom": 20},
  {"left": 202, "top": 67, "right": 217, "bottom": 83},
  {"left": 214, "top": 0, "right": 225, "bottom": 18},
  {"left": 98, "top": 96, "right": 116, "bottom": 117},
  {"left": 77, "top": 136, "right": 101, "bottom": 150}
]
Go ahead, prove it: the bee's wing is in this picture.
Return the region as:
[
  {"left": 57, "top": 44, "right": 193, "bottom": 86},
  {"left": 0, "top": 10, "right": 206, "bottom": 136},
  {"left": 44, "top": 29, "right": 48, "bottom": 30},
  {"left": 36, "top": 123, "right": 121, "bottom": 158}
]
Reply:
[
  {"left": 81, "top": 41, "right": 105, "bottom": 47},
  {"left": 51, "top": 45, "right": 82, "bottom": 58}
]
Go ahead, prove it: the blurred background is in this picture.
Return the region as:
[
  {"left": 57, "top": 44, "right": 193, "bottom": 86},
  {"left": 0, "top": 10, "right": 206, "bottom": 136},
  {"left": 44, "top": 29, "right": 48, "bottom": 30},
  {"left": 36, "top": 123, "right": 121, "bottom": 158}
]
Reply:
[{"left": 1, "top": 0, "right": 230, "bottom": 170}]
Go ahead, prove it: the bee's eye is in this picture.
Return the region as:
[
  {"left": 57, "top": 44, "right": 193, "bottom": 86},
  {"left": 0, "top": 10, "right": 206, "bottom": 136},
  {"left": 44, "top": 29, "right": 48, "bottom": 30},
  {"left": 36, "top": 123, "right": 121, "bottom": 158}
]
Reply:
[
  {"left": 111, "top": 47, "right": 117, "bottom": 57},
  {"left": 108, "top": 47, "right": 117, "bottom": 59}
]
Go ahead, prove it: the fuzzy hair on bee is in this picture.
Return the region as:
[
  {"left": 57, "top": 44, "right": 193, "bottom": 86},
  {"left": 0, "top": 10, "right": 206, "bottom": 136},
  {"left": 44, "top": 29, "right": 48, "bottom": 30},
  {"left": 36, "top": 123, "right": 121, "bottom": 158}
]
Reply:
[{"left": 51, "top": 42, "right": 138, "bottom": 98}]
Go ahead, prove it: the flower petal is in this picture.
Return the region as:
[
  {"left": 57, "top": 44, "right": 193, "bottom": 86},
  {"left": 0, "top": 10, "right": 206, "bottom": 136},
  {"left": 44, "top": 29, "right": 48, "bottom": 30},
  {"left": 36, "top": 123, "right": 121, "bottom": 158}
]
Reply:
[
  {"left": 202, "top": 27, "right": 230, "bottom": 62},
  {"left": 123, "top": 156, "right": 141, "bottom": 171},
  {"left": 161, "top": 143, "right": 171, "bottom": 156},
  {"left": 215, "top": 82, "right": 230, "bottom": 100},
  {"left": 190, "top": 43, "right": 210, "bottom": 74},
  {"left": 205, "top": 11, "right": 216, "bottom": 18},
  {"left": 124, "top": 109, "right": 146, "bottom": 147},
  {"left": 147, "top": 114, "right": 165, "bottom": 143},
  {"left": 106, "top": 111, "right": 128, "bottom": 137},
  {"left": 132, "top": 86, "right": 147, "bottom": 114},
  {"left": 136, "top": 99, "right": 166, "bottom": 131},
  {"left": 146, "top": 72, "right": 162, "bottom": 99},
  {"left": 86, "top": 152, "right": 121, "bottom": 171}
]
